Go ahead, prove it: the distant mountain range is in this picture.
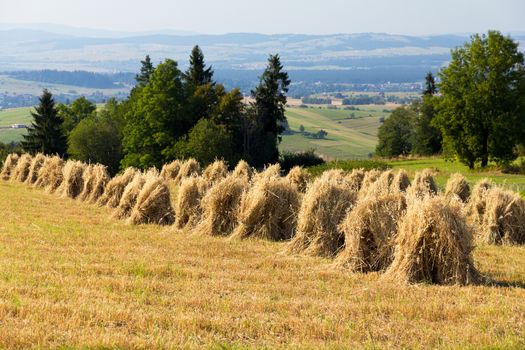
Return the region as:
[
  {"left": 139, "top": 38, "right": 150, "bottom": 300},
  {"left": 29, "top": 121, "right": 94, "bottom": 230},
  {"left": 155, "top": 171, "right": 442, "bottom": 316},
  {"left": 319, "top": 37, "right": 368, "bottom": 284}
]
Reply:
[{"left": 0, "top": 24, "right": 523, "bottom": 93}]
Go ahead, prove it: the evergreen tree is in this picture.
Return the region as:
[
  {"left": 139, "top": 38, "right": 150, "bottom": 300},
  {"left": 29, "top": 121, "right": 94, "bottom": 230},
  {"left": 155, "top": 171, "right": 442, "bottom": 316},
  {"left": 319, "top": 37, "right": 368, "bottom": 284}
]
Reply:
[
  {"left": 135, "top": 55, "right": 155, "bottom": 87},
  {"left": 21, "top": 89, "right": 67, "bottom": 157},
  {"left": 185, "top": 45, "right": 214, "bottom": 87},
  {"left": 250, "top": 54, "right": 290, "bottom": 166},
  {"left": 423, "top": 72, "right": 437, "bottom": 96}
]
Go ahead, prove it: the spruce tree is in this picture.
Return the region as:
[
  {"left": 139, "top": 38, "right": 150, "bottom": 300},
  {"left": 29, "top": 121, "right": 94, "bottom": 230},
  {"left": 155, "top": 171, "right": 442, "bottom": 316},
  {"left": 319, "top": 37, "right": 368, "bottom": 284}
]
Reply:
[
  {"left": 135, "top": 55, "right": 155, "bottom": 87},
  {"left": 21, "top": 89, "right": 67, "bottom": 156},
  {"left": 423, "top": 72, "right": 437, "bottom": 96},
  {"left": 185, "top": 45, "right": 214, "bottom": 86}
]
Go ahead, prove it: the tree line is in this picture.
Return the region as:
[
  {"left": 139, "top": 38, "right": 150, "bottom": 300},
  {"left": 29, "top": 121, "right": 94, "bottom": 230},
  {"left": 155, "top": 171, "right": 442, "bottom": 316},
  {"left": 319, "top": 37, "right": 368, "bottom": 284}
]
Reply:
[
  {"left": 20, "top": 46, "right": 291, "bottom": 174},
  {"left": 376, "top": 31, "right": 525, "bottom": 169}
]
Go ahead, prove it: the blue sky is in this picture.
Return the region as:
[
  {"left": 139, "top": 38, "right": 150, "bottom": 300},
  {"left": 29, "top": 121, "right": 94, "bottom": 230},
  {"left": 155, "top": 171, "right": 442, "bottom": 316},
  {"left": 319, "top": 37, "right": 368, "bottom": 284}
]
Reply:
[{"left": 0, "top": 0, "right": 523, "bottom": 35}]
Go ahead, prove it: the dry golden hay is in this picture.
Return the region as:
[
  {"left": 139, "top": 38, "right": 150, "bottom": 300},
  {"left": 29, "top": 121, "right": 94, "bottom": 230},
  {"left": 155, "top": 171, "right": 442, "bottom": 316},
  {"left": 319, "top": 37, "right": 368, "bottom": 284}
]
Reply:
[
  {"left": 392, "top": 169, "right": 411, "bottom": 193},
  {"left": 360, "top": 170, "right": 395, "bottom": 198},
  {"left": 445, "top": 173, "right": 471, "bottom": 203},
  {"left": 113, "top": 173, "right": 146, "bottom": 219},
  {"left": 174, "top": 158, "right": 201, "bottom": 184},
  {"left": 35, "top": 156, "right": 64, "bottom": 192},
  {"left": 345, "top": 168, "right": 366, "bottom": 191},
  {"left": 0, "top": 153, "right": 19, "bottom": 180},
  {"left": 174, "top": 176, "right": 208, "bottom": 230},
  {"left": 358, "top": 169, "right": 383, "bottom": 196},
  {"left": 288, "top": 175, "right": 357, "bottom": 257},
  {"left": 384, "top": 196, "right": 479, "bottom": 285},
  {"left": 232, "top": 160, "right": 253, "bottom": 181},
  {"left": 480, "top": 188, "right": 525, "bottom": 245},
  {"left": 406, "top": 169, "right": 438, "bottom": 200},
  {"left": 195, "top": 175, "right": 248, "bottom": 236},
  {"left": 286, "top": 166, "right": 311, "bottom": 193},
  {"left": 335, "top": 193, "right": 407, "bottom": 272},
  {"left": 11, "top": 153, "right": 33, "bottom": 183},
  {"left": 58, "top": 160, "right": 86, "bottom": 199},
  {"left": 127, "top": 174, "right": 175, "bottom": 225},
  {"left": 252, "top": 163, "right": 282, "bottom": 182},
  {"left": 160, "top": 160, "right": 182, "bottom": 181},
  {"left": 232, "top": 176, "right": 300, "bottom": 241},
  {"left": 202, "top": 160, "right": 229, "bottom": 184},
  {"left": 97, "top": 167, "right": 138, "bottom": 208},
  {"left": 79, "top": 164, "right": 110, "bottom": 203},
  {"left": 24, "top": 153, "right": 46, "bottom": 185},
  {"left": 465, "top": 178, "right": 494, "bottom": 226}
]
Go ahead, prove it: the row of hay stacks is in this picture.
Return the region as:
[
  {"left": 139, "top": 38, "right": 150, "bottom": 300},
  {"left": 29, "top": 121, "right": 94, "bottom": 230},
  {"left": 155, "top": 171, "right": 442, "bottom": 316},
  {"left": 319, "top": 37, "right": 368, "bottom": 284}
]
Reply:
[{"left": 3, "top": 153, "right": 525, "bottom": 285}]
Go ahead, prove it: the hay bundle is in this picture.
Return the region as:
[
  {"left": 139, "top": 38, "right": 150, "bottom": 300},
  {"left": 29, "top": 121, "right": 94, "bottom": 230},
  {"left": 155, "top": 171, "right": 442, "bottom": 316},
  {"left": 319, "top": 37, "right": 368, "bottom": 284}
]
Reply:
[
  {"left": 35, "top": 156, "right": 65, "bottom": 192},
  {"left": 252, "top": 163, "right": 282, "bottom": 182},
  {"left": 232, "top": 176, "right": 300, "bottom": 241},
  {"left": 195, "top": 175, "right": 248, "bottom": 236},
  {"left": 392, "top": 170, "right": 411, "bottom": 193},
  {"left": 202, "top": 160, "right": 229, "bottom": 184},
  {"left": 445, "top": 173, "right": 470, "bottom": 203},
  {"left": 174, "top": 176, "right": 208, "bottom": 230},
  {"left": 481, "top": 188, "right": 525, "bottom": 245},
  {"left": 174, "top": 159, "right": 201, "bottom": 184},
  {"left": 335, "top": 194, "right": 407, "bottom": 272},
  {"left": 113, "top": 173, "right": 146, "bottom": 219},
  {"left": 232, "top": 160, "right": 253, "bottom": 181},
  {"left": 11, "top": 153, "right": 33, "bottom": 183},
  {"left": 406, "top": 169, "right": 438, "bottom": 200},
  {"left": 58, "top": 160, "right": 86, "bottom": 199},
  {"left": 288, "top": 173, "right": 357, "bottom": 257},
  {"left": 385, "top": 197, "right": 479, "bottom": 285},
  {"left": 361, "top": 170, "right": 395, "bottom": 198},
  {"left": 127, "top": 175, "right": 175, "bottom": 225},
  {"left": 160, "top": 160, "right": 182, "bottom": 181},
  {"left": 0, "top": 153, "right": 19, "bottom": 180},
  {"left": 465, "top": 178, "right": 493, "bottom": 226},
  {"left": 97, "top": 167, "right": 137, "bottom": 207},
  {"left": 345, "top": 168, "right": 366, "bottom": 191},
  {"left": 79, "top": 164, "right": 110, "bottom": 203},
  {"left": 286, "top": 166, "right": 311, "bottom": 192},
  {"left": 25, "top": 153, "right": 46, "bottom": 185},
  {"left": 359, "top": 169, "right": 383, "bottom": 196}
]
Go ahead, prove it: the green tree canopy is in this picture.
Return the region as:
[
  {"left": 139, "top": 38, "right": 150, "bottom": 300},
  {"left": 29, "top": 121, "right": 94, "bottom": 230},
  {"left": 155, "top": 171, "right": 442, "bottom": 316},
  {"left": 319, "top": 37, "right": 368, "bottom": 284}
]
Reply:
[
  {"left": 376, "top": 106, "right": 415, "bottom": 157},
  {"left": 185, "top": 45, "right": 214, "bottom": 87},
  {"left": 59, "top": 96, "right": 97, "bottom": 134},
  {"left": 135, "top": 55, "right": 155, "bottom": 87},
  {"left": 434, "top": 31, "right": 525, "bottom": 168},
  {"left": 21, "top": 89, "right": 67, "bottom": 157}
]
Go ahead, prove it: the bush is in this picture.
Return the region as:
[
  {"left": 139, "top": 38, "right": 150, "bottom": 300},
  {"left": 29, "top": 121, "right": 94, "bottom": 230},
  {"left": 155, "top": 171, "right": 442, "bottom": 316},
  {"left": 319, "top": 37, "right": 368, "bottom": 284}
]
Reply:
[
  {"left": 307, "top": 160, "right": 390, "bottom": 177},
  {"left": 279, "top": 149, "right": 325, "bottom": 172}
]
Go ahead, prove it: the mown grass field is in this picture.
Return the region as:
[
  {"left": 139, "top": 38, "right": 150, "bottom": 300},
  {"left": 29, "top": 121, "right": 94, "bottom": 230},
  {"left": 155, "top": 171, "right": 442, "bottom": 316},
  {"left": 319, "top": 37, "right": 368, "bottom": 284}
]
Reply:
[
  {"left": 281, "top": 106, "right": 388, "bottom": 159},
  {"left": 1, "top": 180, "right": 525, "bottom": 348},
  {"left": 0, "top": 107, "right": 32, "bottom": 143}
]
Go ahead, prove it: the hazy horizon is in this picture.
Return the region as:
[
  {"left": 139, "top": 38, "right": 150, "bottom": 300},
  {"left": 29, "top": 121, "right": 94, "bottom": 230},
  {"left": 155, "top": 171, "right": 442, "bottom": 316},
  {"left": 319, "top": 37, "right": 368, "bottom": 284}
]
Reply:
[{"left": 0, "top": 0, "right": 523, "bottom": 36}]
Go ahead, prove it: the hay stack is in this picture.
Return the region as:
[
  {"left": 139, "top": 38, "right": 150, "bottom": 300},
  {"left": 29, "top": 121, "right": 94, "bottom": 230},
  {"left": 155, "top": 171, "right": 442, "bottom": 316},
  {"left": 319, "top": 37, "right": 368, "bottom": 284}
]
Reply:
[
  {"left": 252, "top": 163, "right": 282, "bottom": 182},
  {"left": 445, "top": 173, "right": 470, "bottom": 203},
  {"left": 361, "top": 170, "right": 395, "bottom": 198},
  {"left": 79, "top": 164, "right": 110, "bottom": 203},
  {"left": 35, "top": 156, "right": 65, "bottom": 192},
  {"left": 195, "top": 175, "right": 248, "bottom": 236},
  {"left": 113, "top": 173, "right": 146, "bottom": 219},
  {"left": 385, "top": 197, "right": 479, "bottom": 285},
  {"left": 202, "top": 160, "right": 229, "bottom": 184},
  {"left": 174, "top": 159, "right": 201, "bottom": 184},
  {"left": 25, "top": 153, "right": 46, "bottom": 185},
  {"left": 406, "top": 169, "right": 438, "bottom": 200},
  {"left": 465, "top": 178, "right": 493, "bottom": 226},
  {"left": 232, "top": 176, "right": 300, "bottom": 241},
  {"left": 127, "top": 175, "right": 175, "bottom": 225},
  {"left": 0, "top": 153, "right": 19, "bottom": 180},
  {"left": 58, "top": 160, "right": 86, "bottom": 199},
  {"left": 345, "top": 168, "right": 366, "bottom": 191},
  {"left": 286, "top": 166, "right": 311, "bottom": 192},
  {"left": 232, "top": 160, "right": 253, "bottom": 181},
  {"left": 11, "top": 153, "right": 33, "bottom": 183},
  {"left": 335, "top": 194, "right": 407, "bottom": 272},
  {"left": 97, "top": 167, "right": 137, "bottom": 207},
  {"left": 160, "top": 160, "right": 182, "bottom": 182},
  {"left": 359, "top": 169, "right": 383, "bottom": 196},
  {"left": 288, "top": 173, "right": 357, "bottom": 257},
  {"left": 174, "top": 176, "right": 208, "bottom": 230},
  {"left": 481, "top": 188, "right": 525, "bottom": 245},
  {"left": 392, "top": 170, "right": 411, "bottom": 193}
]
